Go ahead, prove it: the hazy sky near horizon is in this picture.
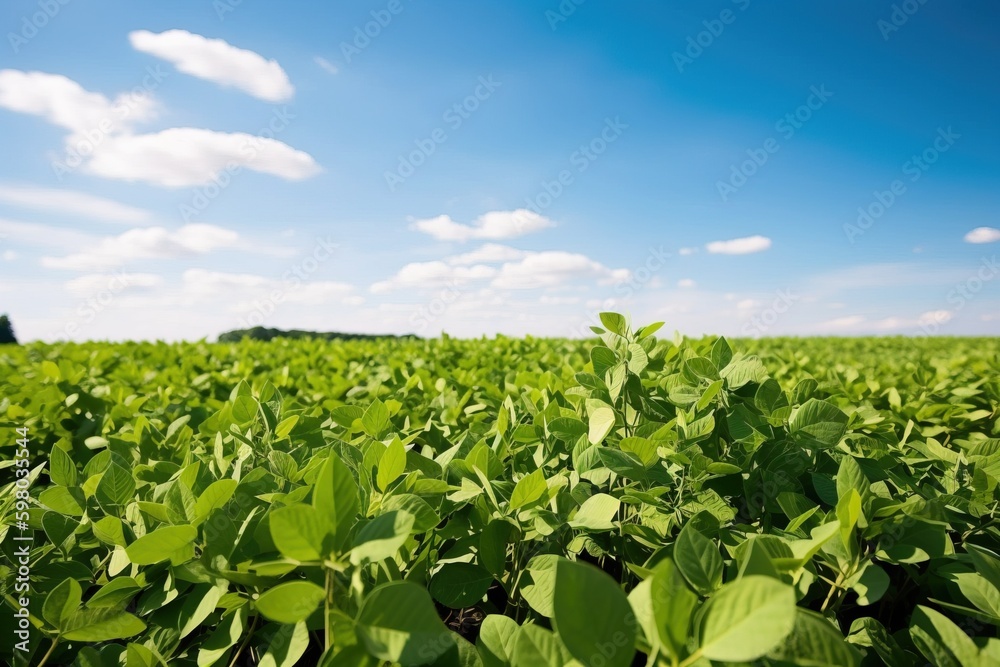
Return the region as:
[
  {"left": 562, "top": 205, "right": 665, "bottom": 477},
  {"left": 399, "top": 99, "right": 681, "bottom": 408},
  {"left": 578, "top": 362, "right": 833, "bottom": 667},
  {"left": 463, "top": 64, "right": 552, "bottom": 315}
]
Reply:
[{"left": 0, "top": 0, "right": 998, "bottom": 341}]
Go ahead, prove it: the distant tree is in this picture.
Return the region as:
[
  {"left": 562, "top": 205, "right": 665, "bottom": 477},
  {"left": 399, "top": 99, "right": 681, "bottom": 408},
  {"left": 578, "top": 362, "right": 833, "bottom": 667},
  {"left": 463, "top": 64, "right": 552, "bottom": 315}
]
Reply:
[{"left": 0, "top": 314, "right": 17, "bottom": 344}]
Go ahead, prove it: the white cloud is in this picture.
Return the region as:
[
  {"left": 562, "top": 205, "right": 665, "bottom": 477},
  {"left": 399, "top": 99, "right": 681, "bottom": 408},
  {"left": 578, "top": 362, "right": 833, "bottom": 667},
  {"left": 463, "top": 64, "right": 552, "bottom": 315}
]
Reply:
[
  {"left": 0, "top": 218, "right": 95, "bottom": 249},
  {"left": 678, "top": 247, "right": 697, "bottom": 256},
  {"left": 129, "top": 30, "right": 293, "bottom": 102},
  {"left": 84, "top": 127, "right": 321, "bottom": 187},
  {"left": 2, "top": 250, "right": 18, "bottom": 261},
  {"left": 677, "top": 278, "right": 696, "bottom": 289},
  {"left": 736, "top": 298, "right": 760, "bottom": 310},
  {"left": 370, "top": 261, "right": 497, "bottom": 293},
  {"left": 705, "top": 235, "right": 772, "bottom": 255},
  {"left": 182, "top": 269, "right": 357, "bottom": 307},
  {"left": 314, "top": 56, "right": 339, "bottom": 75},
  {"left": 411, "top": 209, "right": 553, "bottom": 242},
  {"left": 41, "top": 224, "right": 240, "bottom": 270},
  {"left": 539, "top": 295, "right": 581, "bottom": 305},
  {"left": 65, "top": 272, "right": 162, "bottom": 296},
  {"left": 964, "top": 227, "right": 1000, "bottom": 244},
  {"left": 491, "top": 251, "right": 629, "bottom": 289},
  {"left": 446, "top": 243, "right": 530, "bottom": 265},
  {"left": 0, "top": 70, "right": 318, "bottom": 188},
  {"left": 0, "top": 69, "right": 156, "bottom": 135},
  {"left": 822, "top": 315, "right": 865, "bottom": 328},
  {"left": 918, "top": 310, "right": 952, "bottom": 326},
  {"left": 0, "top": 185, "right": 151, "bottom": 224}
]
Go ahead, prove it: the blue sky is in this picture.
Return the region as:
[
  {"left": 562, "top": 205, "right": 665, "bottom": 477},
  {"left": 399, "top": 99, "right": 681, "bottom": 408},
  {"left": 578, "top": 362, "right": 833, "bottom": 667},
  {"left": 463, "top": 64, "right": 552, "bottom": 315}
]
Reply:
[{"left": 0, "top": 0, "right": 998, "bottom": 341}]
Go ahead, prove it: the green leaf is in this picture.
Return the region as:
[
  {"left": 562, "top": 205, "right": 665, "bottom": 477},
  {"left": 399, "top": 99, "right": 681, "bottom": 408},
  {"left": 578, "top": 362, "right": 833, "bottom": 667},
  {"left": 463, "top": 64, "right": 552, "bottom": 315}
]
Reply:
[
  {"left": 49, "top": 444, "right": 77, "bottom": 487},
  {"left": 178, "top": 585, "right": 227, "bottom": 639},
  {"left": 553, "top": 559, "right": 636, "bottom": 667},
  {"left": 313, "top": 451, "right": 360, "bottom": 551},
  {"left": 698, "top": 575, "right": 796, "bottom": 661},
  {"left": 356, "top": 581, "right": 452, "bottom": 665},
  {"left": 125, "top": 525, "right": 197, "bottom": 565},
  {"left": 599, "top": 312, "right": 627, "bottom": 336},
  {"left": 259, "top": 620, "right": 310, "bottom": 667},
  {"left": 95, "top": 463, "right": 135, "bottom": 508},
  {"left": 790, "top": 399, "right": 848, "bottom": 449},
  {"left": 255, "top": 581, "right": 325, "bottom": 624},
  {"left": 649, "top": 559, "right": 696, "bottom": 660},
  {"left": 521, "top": 555, "right": 560, "bottom": 617},
  {"left": 42, "top": 577, "right": 81, "bottom": 628},
  {"left": 61, "top": 608, "right": 146, "bottom": 641},
  {"left": 195, "top": 479, "right": 238, "bottom": 522},
  {"left": 231, "top": 394, "right": 259, "bottom": 425},
  {"left": 768, "top": 608, "right": 862, "bottom": 667},
  {"left": 909, "top": 605, "right": 981, "bottom": 667},
  {"left": 569, "top": 493, "right": 620, "bottom": 530},
  {"left": 673, "top": 521, "right": 723, "bottom": 595},
  {"left": 477, "top": 615, "right": 520, "bottom": 667},
  {"left": 845, "top": 561, "right": 890, "bottom": 606},
  {"left": 512, "top": 624, "right": 572, "bottom": 667},
  {"left": 87, "top": 577, "right": 141, "bottom": 609},
  {"left": 430, "top": 563, "right": 493, "bottom": 609},
  {"left": 509, "top": 469, "right": 546, "bottom": 510},
  {"left": 350, "top": 510, "right": 414, "bottom": 565},
  {"left": 38, "top": 486, "right": 85, "bottom": 516},
  {"left": 362, "top": 399, "right": 391, "bottom": 438},
  {"left": 270, "top": 504, "right": 328, "bottom": 561},
  {"left": 198, "top": 605, "right": 248, "bottom": 667},
  {"left": 588, "top": 407, "right": 616, "bottom": 445},
  {"left": 377, "top": 438, "right": 407, "bottom": 491}
]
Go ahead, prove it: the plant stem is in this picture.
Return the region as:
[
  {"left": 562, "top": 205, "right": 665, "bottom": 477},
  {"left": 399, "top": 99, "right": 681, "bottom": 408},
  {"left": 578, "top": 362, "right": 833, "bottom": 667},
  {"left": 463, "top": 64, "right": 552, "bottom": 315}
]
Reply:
[
  {"left": 227, "top": 613, "right": 258, "bottom": 667},
  {"left": 325, "top": 567, "right": 334, "bottom": 652},
  {"left": 36, "top": 638, "right": 58, "bottom": 667}
]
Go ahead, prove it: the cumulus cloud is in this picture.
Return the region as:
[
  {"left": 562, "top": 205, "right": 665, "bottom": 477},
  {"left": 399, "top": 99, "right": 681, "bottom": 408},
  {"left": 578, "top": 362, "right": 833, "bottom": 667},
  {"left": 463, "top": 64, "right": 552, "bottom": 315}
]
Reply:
[
  {"left": 65, "top": 272, "right": 162, "bottom": 296},
  {"left": 705, "top": 235, "right": 772, "bottom": 255},
  {"left": 411, "top": 209, "right": 553, "bottom": 242},
  {"left": 129, "top": 30, "right": 294, "bottom": 102},
  {"left": 678, "top": 247, "right": 697, "bottom": 256},
  {"left": 84, "top": 127, "right": 320, "bottom": 187},
  {"left": 677, "top": 278, "right": 696, "bottom": 289},
  {"left": 821, "top": 315, "right": 865, "bottom": 328},
  {"left": 491, "top": 251, "right": 629, "bottom": 289},
  {"left": 964, "top": 227, "right": 1000, "bottom": 244},
  {"left": 370, "top": 261, "right": 497, "bottom": 293},
  {"left": 0, "top": 69, "right": 157, "bottom": 135},
  {"left": 182, "top": 269, "right": 357, "bottom": 307},
  {"left": 41, "top": 224, "right": 240, "bottom": 270},
  {"left": 446, "top": 243, "right": 530, "bottom": 265},
  {"left": 0, "top": 185, "right": 151, "bottom": 224},
  {"left": 0, "top": 69, "right": 318, "bottom": 188}
]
